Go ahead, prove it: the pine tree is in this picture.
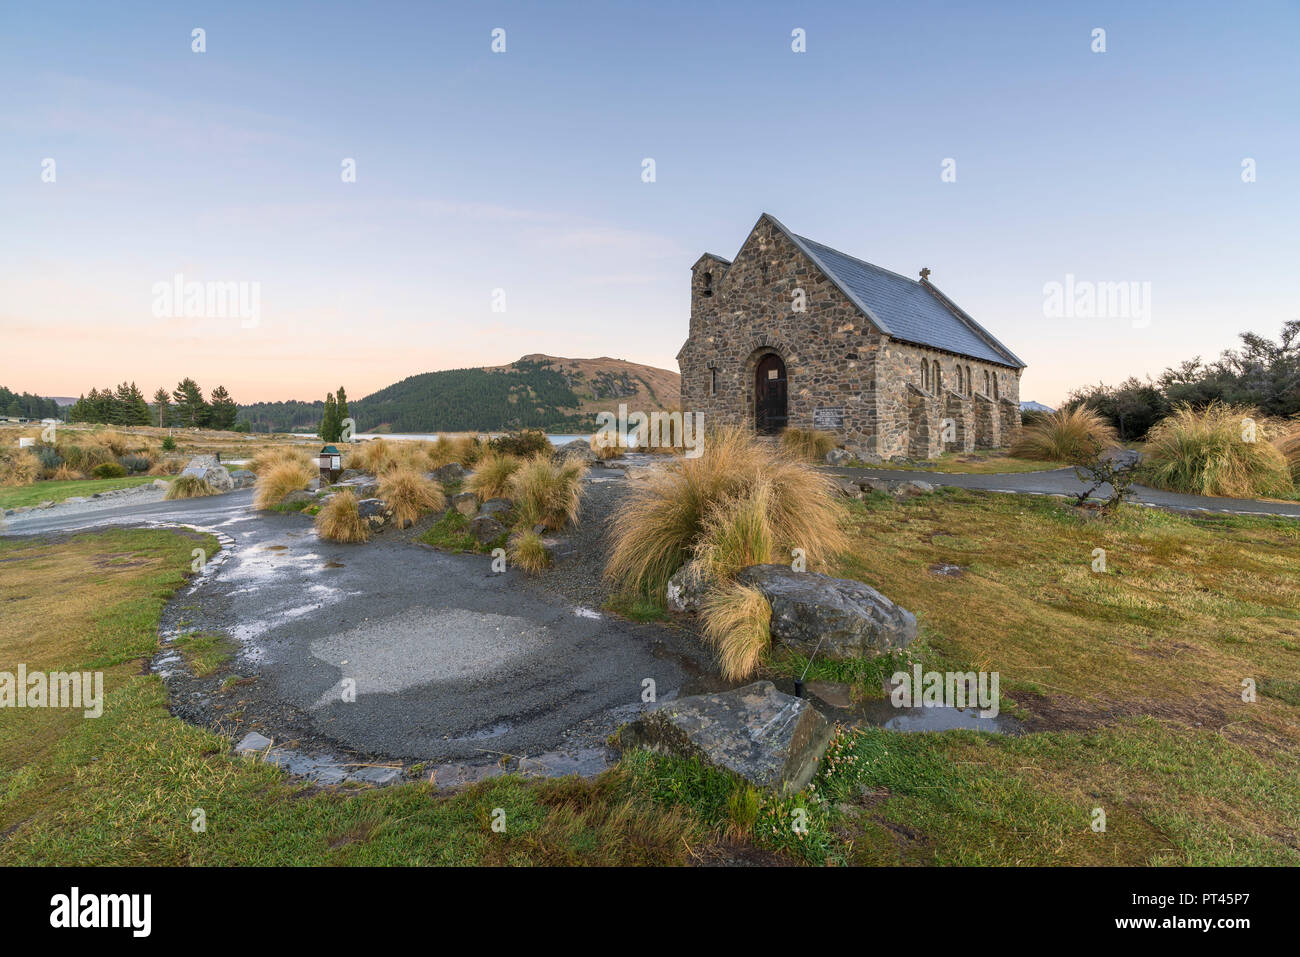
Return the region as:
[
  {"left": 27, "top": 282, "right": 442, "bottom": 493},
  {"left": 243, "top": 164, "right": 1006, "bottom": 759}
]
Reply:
[
  {"left": 335, "top": 386, "right": 350, "bottom": 438},
  {"left": 153, "top": 388, "right": 172, "bottom": 427},
  {"left": 320, "top": 392, "right": 339, "bottom": 441},
  {"left": 208, "top": 385, "right": 238, "bottom": 430},
  {"left": 172, "top": 378, "right": 208, "bottom": 427}
]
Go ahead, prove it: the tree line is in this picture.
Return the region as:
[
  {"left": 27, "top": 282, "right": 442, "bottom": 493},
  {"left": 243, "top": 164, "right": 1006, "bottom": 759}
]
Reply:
[
  {"left": 1065, "top": 322, "right": 1300, "bottom": 439},
  {"left": 67, "top": 379, "right": 240, "bottom": 430},
  {"left": 0, "top": 386, "right": 61, "bottom": 420}
]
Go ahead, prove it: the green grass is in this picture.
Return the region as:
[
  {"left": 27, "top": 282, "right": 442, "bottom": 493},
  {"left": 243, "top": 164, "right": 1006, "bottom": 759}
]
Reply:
[
  {"left": 603, "top": 593, "right": 669, "bottom": 622},
  {"left": 859, "top": 451, "right": 1070, "bottom": 474},
  {"left": 417, "top": 510, "right": 505, "bottom": 554},
  {"left": 170, "top": 631, "right": 236, "bottom": 677},
  {"left": 0, "top": 475, "right": 157, "bottom": 509}
]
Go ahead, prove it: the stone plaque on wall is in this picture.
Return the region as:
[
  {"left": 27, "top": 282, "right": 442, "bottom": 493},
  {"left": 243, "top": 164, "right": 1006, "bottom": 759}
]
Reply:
[{"left": 813, "top": 407, "right": 845, "bottom": 430}]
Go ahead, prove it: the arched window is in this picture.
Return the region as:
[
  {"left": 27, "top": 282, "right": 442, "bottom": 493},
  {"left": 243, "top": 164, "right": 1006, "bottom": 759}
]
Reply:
[
  {"left": 994, "top": 374, "right": 1000, "bottom": 400},
  {"left": 966, "top": 366, "right": 974, "bottom": 396},
  {"left": 701, "top": 271, "right": 713, "bottom": 297},
  {"left": 955, "top": 366, "right": 963, "bottom": 395},
  {"left": 921, "top": 360, "right": 929, "bottom": 391},
  {"left": 983, "top": 370, "right": 990, "bottom": 395},
  {"left": 934, "top": 362, "right": 943, "bottom": 392}
]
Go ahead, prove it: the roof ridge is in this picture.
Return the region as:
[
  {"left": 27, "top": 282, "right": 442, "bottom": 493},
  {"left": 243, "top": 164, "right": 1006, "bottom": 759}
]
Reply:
[{"left": 793, "top": 232, "right": 920, "bottom": 286}]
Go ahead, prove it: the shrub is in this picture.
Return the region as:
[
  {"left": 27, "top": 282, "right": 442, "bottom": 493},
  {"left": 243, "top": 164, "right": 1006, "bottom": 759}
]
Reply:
[
  {"left": 427, "top": 434, "right": 482, "bottom": 468},
  {"left": 148, "top": 459, "right": 182, "bottom": 476},
  {"left": 378, "top": 467, "right": 445, "bottom": 528},
  {"left": 1009, "top": 406, "right": 1119, "bottom": 464},
  {"left": 60, "top": 442, "right": 116, "bottom": 472},
  {"left": 33, "top": 444, "right": 62, "bottom": 471},
  {"left": 254, "top": 460, "right": 313, "bottom": 509},
  {"left": 315, "top": 489, "right": 370, "bottom": 543},
  {"left": 605, "top": 426, "right": 846, "bottom": 600},
  {"left": 161, "top": 436, "right": 177, "bottom": 452},
  {"left": 53, "top": 464, "right": 81, "bottom": 481},
  {"left": 1142, "top": 403, "right": 1293, "bottom": 499},
  {"left": 508, "top": 530, "right": 552, "bottom": 573},
  {"left": 0, "top": 450, "right": 41, "bottom": 487},
  {"left": 467, "top": 451, "right": 523, "bottom": 502},
  {"left": 164, "top": 475, "right": 216, "bottom": 500},
  {"left": 90, "top": 462, "right": 128, "bottom": 479},
  {"left": 700, "top": 582, "right": 772, "bottom": 681},
  {"left": 779, "top": 428, "right": 836, "bottom": 463},
  {"left": 489, "top": 429, "right": 552, "bottom": 458},
  {"left": 118, "top": 453, "right": 152, "bottom": 474},
  {"left": 509, "top": 455, "right": 587, "bottom": 531}
]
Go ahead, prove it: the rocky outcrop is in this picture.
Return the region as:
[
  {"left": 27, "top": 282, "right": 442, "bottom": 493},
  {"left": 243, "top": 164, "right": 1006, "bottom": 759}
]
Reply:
[
  {"left": 554, "top": 439, "right": 597, "bottom": 466},
  {"left": 618, "top": 681, "right": 832, "bottom": 791},
  {"left": 736, "top": 564, "right": 916, "bottom": 659},
  {"left": 181, "top": 459, "right": 233, "bottom": 491},
  {"left": 429, "top": 463, "right": 467, "bottom": 485}
]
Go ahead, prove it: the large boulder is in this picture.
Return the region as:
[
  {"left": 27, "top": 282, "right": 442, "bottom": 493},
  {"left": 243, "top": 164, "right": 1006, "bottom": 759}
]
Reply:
[
  {"left": 825, "top": 448, "right": 853, "bottom": 466},
  {"left": 736, "top": 564, "right": 916, "bottom": 660},
  {"left": 356, "top": 498, "right": 391, "bottom": 528},
  {"left": 554, "top": 439, "right": 597, "bottom": 466},
  {"left": 228, "top": 468, "right": 256, "bottom": 489},
  {"left": 184, "top": 454, "right": 222, "bottom": 469},
  {"left": 181, "top": 463, "right": 233, "bottom": 491},
  {"left": 618, "top": 681, "right": 832, "bottom": 791},
  {"left": 479, "top": 497, "right": 513, "bottom": 518},
  {"left": 452, "top": 491, "right": 479, "bottom": 517}
]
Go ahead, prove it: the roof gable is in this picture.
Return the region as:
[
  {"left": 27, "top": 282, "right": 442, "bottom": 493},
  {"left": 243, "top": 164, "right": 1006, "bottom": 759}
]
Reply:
[{"left": 761, "top": 214, "right": 1024, "bottom": 368}]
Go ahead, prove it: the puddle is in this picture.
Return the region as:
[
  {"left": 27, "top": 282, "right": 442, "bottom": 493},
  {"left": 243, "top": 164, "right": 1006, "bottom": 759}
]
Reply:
[
  {"left": 573, "top": 606, "right": 601, "bottom": 619},
  {"left": 775, "top": 678, "right": 1021, "bottom": 734}
]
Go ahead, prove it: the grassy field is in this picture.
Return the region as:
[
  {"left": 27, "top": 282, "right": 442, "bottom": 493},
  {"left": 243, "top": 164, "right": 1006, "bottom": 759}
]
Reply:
[
  {"left": 865, "top": 451, "right": 1070, "bottom": 474},
  {"left": 0, "top": 475, "right": 158, "bottom": 510},
  {"left": 2, "top": 493, "right": 1297, "bottom": 865}
]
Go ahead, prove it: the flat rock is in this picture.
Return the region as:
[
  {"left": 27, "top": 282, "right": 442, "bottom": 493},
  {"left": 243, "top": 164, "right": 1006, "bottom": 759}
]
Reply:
[
  {"left": 479, "top": 497, "right": 513, "bottom": 517},
  {"left": 618, "top": 680, "right": 832, "bottom": 792},
  {"left": 452, "top": 491, "right": 479, "bottom": 517},
  {"left": 554, "top": 439, "right": 598, "bottom": 466},
  {"left": 357, "top": 498, "right": 391, "bottom": 526},
  {"left": 280, "top": 490, "right": 315, "bottom": 507},
  {"left": 228, "top": 469, "right": 256, "bottom": 489},
  {"left": 236, "top": 731, "right": 273, "bottom": 753},
  {"left": 736, "top": 564, "right": 916, "bottom": 660}
]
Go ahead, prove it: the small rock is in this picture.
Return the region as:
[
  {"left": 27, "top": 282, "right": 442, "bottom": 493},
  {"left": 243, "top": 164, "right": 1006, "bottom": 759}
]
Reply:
[
  {"left": 833, "top": 479, "right": 862, "bottom": 499},
  {"left": 470, "top": 514, "right": 507, "bottom": 544},
  {"left": 825, "top": 449, "right": 853, "bottom": 466},
  {"left": 64, "top": 496, "right": 88, "bottom": 505},
  {"left": 430, "top": 463, "right": 467, "bottom": 484},
  {"left": 356, "top": 498, "right": 390, "bottom": 526},
  {"left": 280, "top": 490, "right": 315, "bottom": 507},
  {"left": 235, "top": 731, "right": 273, "bottom": 753},
  {"left": 618, "top": 681, "right": 833, "bottom": 792},
  {"left": 37, "top": 500, "right": 55, "bottom": 509},
  {"left": 895, "top": 480, "right": 934, "bottom": 496},
  {"left": 228, "top": 469, "right": 256, "bottom": 489},
  {"left": 453, "top": 491, "right": 479, "bottom": 517},
  {"left": 153, "top": 479, "right": 170, "bottom": 490},
  {"left": 479, "top": 497, "right": 513, "bottom": 517},
  {"left": 666, "top": 564, "right": 712, "bottom": 614},
  {"left": 554, "top": 439, "right": 598, "bottom": 466}
]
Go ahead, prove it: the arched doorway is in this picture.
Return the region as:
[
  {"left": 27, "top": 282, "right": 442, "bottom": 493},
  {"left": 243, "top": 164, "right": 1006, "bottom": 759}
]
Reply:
[{"left": 754, "top": 353, "right": 788, "bottom": 434}]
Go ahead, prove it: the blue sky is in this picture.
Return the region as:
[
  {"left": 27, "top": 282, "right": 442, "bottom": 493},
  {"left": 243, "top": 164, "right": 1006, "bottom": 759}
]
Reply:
[{"left": 3, "top": 0, "right": 1297, "bottom": 405}]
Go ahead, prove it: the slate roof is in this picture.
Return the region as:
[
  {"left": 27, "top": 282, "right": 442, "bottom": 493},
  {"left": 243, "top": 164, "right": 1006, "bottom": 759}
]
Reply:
[{"left": 763, "top": 214, "right": 1025, "bottom": 369}]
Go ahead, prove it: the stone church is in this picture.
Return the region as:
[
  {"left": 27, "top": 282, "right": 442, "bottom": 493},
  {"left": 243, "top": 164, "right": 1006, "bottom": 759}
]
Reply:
[{"left": 677, "top": 214, "right": 1025, "bottom": 460}]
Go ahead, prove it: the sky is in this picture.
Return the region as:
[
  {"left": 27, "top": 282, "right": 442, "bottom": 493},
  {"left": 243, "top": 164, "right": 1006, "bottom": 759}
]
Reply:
[{"left": 2, "top": 0, "right": 1297, "bottom": 407}]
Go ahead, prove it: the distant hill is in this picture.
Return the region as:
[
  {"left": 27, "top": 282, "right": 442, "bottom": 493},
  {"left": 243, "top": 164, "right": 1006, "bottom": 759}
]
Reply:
[
  {"left": 1020, "top": 400, "right": 1056, "bottom": 413},
  {"left": 237, "top": 356, "right": 681, "bottom": 434}
]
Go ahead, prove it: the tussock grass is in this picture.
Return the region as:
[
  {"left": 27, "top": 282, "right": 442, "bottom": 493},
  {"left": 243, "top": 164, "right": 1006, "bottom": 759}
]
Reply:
[
  {"left": 590, "top": 432, "right": 628, "bottom": 460},
  {"left": 467, "top": 450, "right": 523, "bottom": 502},
  {"left": 1143, "top": 403, "right": 1293, "bottom": 499},
  {"left": 605, "top": 426, "right": 846, "bottom": 600},
  {"left": 315, "top": 489, "right": 370, "bottom": 543},
  {"left": 779, "top": 427, "right": 836, "bottom": 462},
  {"left": 1010, "top": 406, "right": 1119, "bottom": 464},
  {"left": 53, "top": 463, "right": 81, "bottom": 481},
  {"left": 700, "top": 582, "right": 772, "bottom": 681},
  {"left": 250, "top": 446, "right": 313, "bottom": 474},
  {"left": 254, "top": 460, "right": 313, "bottom": 509},
  {"left": 691, "top": 482, "right": 775, "bottom": 581},
  {"left": 1276, "top": 423, "right": 1300, "bottom": 483},
  {"left": 509, "top": 530, "right": 552, "bottom": 573},
  {"left": 378, "top": 467, "right": 445, "bottom": 528},
  {"left": 164, "top": 475, "right": 216, "bottom": 500},
  {"left": 427, "top": 434, "right": 482, "bottom": 468},
  {"left": 0, "top": 449, "right": 41, "bottom": 486},
  {"left": 344, "top": 438, "right": 399, "bottom": 474},
  {"left": 510, "top": 455, "right": 587, "bottom": 531}
]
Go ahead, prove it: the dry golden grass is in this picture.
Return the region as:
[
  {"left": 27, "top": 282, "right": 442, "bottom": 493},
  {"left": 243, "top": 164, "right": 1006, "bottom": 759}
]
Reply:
[
  {"left": 700, "top": 582, "right": 772, "bottom": 680},
  {"left": 467, "top": 450, "right": 523, "bottom": 501},
  {"left": 690, "top": 482, "right": 775, "bottom": 581},
  {"left": 509, "top": 530, "right": 552, "bottom": 573},
  {"left": 426, "top": 434, "right": 482, "bottom": 468},
  {"left": 250, "top": 446, "right": 314, "bottom": 474},
  {"left": 1143, "top": 403, "right": 1293, "bottom": 499},
  {"left": 315, "top": 489, "right": 370, "bottom": 543},
  {"left": 1010, "top": 406, "right": 1119, "bottom": 464},
  {"left": 344, "top": 438, "right": 398, "bottom": 474},
  {"left": 52, "top": 463, "right": 81, "bottom": 481},
  {"left": 0, "top": 449, "right": 41, "bottom": 486},
  {"left": 509, "top": 455, "right": 587, "bottom": 531},
  {"left": 163, "top": 475, "right": 216, "bottom": 500},
  {"left": 378, "top": 467, "right": 445, "bottom": 528},
  {"left": 1276, "top": 423, "right": 1300, "bottom": 483},
  {"left": 147, "top": 459, "right": 183, "bottom": 476},
  {"left": 590, "top": 432, "right": 628, "bottom": 460},
  {"left": 779, "top": 427, "right": 836, "bottom": 462},
  {"left": 605, "top": 426, "right": 846, "bottom": 599},
  {"left": 254, "top": 460, "right": 314, "bottom": 509}
]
